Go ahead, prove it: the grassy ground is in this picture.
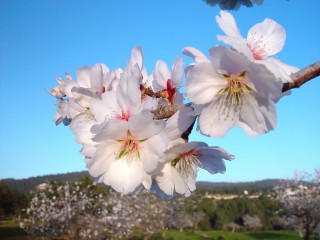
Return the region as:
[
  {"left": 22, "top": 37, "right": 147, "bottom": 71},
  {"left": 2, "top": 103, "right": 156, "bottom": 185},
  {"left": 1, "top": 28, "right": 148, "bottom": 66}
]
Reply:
[
  {"left": 0, "top": 221, "right": 315, "bottom": 240},
  {"left": 0, "top": 220, "right": 30, "bottom": 240},
  {"left": 150, "top": 230, "right": 302, "bottom": 240}
]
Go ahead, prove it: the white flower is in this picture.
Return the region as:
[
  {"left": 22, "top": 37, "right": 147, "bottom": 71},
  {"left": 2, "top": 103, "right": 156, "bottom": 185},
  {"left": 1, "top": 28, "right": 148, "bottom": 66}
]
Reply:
[
  {"left": 216, "top": 10, "right": 299, "bottom": 83},
  {"left": 153, "top": 141, "right": 234, "bottom": 198},
  {"left": 152, "top": 57, "right": 184, "bottom": 105},
  {"left": 185, "top": 46, "right": 282, "bottom": 137},
  {"left": 88, "top": 112, "right": 169, "bottom": 194}
]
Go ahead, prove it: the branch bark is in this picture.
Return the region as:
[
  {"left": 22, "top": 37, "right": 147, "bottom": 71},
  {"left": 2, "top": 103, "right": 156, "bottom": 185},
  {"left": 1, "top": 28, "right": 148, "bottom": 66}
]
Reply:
[{"left": 282, "top": 61, "right": 320, "bottom": 92}]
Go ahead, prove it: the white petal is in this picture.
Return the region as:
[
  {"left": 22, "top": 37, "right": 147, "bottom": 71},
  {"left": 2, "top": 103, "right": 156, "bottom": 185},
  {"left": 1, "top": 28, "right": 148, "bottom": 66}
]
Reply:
[
  {"left": 198, "top": 100, "right": 236, "bottom": 138},
  {"left": 171, "top": 57, "right": 184, "bottom": 87},
  {"left": 164, "top": 106, "right": 197, "bottom": 140},
  {"left": 60, "top": 80, "right": 78, "bottom": 98},
  {"left": 264, "top": 58, "right": 299, "bottom": 83},
  {"left": 248, "top": 61, "right": 282, "bottom": 100},
  {"left": 238, "top": 94, "right": 277, "bottom": 136},
  {"left": 125, "top": 46, "right": 143, "bottom": 72},
  {"left": 71, "top": 87, "right": 96, "bottom": 108},
  {"left": 197, "top": 147, "right": 235, "bottom": 174},
  {"left": 103, "top": 159, "right": 144, "bottom": 194},
  {"left": 93, "top": 120, "right": 128, "bottom": 142},
  {"left": 80, "top": 145, "right": 96, "bottom": 158},
  {"left": 76, "top": 66, "right": 91, "bottom": 88},
  {"left": 129, "top": 112, "right": 165, "bottom": 140},
  {"left": 185, "top": 166, "right": 197, "bottom": 191},
  {"left": 182, "top": 47, "right": 209, "bottom": 63},
  {"left": 90, "top": 91, "right": 121, "bottom": 123},
  {"left": 248, "top": 18, "right": 286, "bottom": 56},
  {"left": 117, "top": 64, "right": 142, "bottom": 115},
  {"left": 153, "top": 60, "right": 171, "bottom": 91},
  {"left": 70, "top": 114, "right": 96, "bottom": 145},
  {"left": 185, "top": 62, "right": 226, "bottom": 104},
  {"left": 140, "top": 132, "right": 169, "bottom": 172},
  {"left": 88, "top": 140, "right": 119, "bottom": 178},
  {"left": 155, "top": 163, "right": 187, "bottom": 196},
  {"left": 216, "top": 10, "right": 243, "bottom": 40},
  {"left": 90, "top": 63, "right": 106, "bottom": 94}
]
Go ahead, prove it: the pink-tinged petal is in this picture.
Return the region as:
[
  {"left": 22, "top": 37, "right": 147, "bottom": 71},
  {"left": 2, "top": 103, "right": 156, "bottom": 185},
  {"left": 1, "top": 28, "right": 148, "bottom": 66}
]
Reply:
[
  {"left": 153, "top": 60, "right": 171, "bottom": 91},
  {"left": 182, "top": 47, "right": 209, "bottom": 63},
  {"left": 167, "top": 142, "right": 206, "bottom": 158},
  {"left": 129, "top": 112, "right": 165, "bottom": 140},
  {"left": 164, "top": 107, "right": 197, "bottom": 140},
  {"left": 185, "top": 62, "right": 226, "bottom": 104},
  {"left": 198, "top": 100, "right": 236, "bottom": 138},
  {"left": 76, "top": 66, "right": 91, "bottom": 88},
  {"left": 238, "top": 93, "right": 277, "bottom": 136},
  {"left": 171, "top": 57, "right": 184, "bottom": 87},
  {"left": 102, "top": 159, "right": 144, "bottom": 194},
  {"left": 90, "top": 91, "right": 121, "bottom": 123},
  {"left": 140, "top": 132, "right": 169, "bottom": 172},
  {"left": 92, "top": 119, "right": 128, "bottom": 142},
  {"left": 88, "top": 140, "right": 120, "bottom": 178},
  {"left": 247, "top": 18, "right": 286, "bottom": 56},
  {"left": 216, "top": 11, "right": 245, "bottom": 44}
]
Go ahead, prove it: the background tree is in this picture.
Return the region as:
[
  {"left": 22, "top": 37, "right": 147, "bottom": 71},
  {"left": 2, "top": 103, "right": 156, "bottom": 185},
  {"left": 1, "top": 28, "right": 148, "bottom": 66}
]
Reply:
[{"left": 275, "top": 169, "right": 320, "bottom": 240}]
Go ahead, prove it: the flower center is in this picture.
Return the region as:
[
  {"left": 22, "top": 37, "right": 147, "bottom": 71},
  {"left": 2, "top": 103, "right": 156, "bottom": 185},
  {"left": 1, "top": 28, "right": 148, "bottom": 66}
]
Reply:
[
  {"left": 159, "top": 79, "right": 177, "bottom": 105},
  {"left": 114, "top": 110, "right": 131, "bottom": 121},
  {"left": 118, "top": 131, "right": 141, "bottom": 163},
  {"left": 171, "top": 150, "right": 201, "bottom": 178},
  {"left": 216, "top": 71, "right": 253, "bottom": 115},
  {"left": 247, "top": 33, "right": 274, "bottom": 60}
]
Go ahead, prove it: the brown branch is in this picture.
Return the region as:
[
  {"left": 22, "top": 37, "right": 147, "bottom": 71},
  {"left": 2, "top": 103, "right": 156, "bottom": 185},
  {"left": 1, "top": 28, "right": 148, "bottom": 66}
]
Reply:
[
  {"left": 152, "top": 105, "right": 180, "bottom": 120},
  {"left": 282, "top": 61, "right": 320, "bottom": 92},
  {"left": 181, "top": 118, "right": 196, "bottom": 142}
]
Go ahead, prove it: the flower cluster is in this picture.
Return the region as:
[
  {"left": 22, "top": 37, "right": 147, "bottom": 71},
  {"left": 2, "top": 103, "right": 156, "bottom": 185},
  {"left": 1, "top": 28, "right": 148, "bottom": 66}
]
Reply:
[{"left": 49, "top": 11, "right": 297, "bottom": 198}]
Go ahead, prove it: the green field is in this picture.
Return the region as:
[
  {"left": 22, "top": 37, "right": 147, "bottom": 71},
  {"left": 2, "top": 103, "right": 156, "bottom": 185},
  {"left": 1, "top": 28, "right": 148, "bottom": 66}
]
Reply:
[
  {"left": 0, "top": 220, "right": 30, "bottom": 240},
  {"left": 150, "top": 230, "right": 302, "bottom": 240},
  {"left": 0, "top": 221, "right": 311, "bottom": 240}
]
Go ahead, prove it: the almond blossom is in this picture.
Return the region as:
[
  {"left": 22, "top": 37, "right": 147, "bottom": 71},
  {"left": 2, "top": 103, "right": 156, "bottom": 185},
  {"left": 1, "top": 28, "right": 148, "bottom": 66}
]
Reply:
[
  {"left": 151, "top": 57, "right": 184, "bottom": 106},
  {"left": 88, "top": 112, "right": 169, "bottom": 194},
  {"left": 184, "top": 46, "right": 282, "bottom": 137},
  {"left": 216, "top": 10, "right": 299, "bottom": 83},
  {"left": 152, "top": 141, "right": 234, "bottom": 199}
]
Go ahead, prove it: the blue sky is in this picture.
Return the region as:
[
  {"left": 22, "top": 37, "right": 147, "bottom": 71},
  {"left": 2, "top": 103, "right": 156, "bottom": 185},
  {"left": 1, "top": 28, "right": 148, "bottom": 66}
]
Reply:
[{"left": 0, "top": 0, "right": 319, "bottom": 182}]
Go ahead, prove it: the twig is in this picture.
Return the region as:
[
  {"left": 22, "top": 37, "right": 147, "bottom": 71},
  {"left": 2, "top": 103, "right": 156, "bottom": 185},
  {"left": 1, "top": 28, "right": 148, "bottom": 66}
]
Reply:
[{"left": 282, "top": 61, "right": 320, "bottom": 92}]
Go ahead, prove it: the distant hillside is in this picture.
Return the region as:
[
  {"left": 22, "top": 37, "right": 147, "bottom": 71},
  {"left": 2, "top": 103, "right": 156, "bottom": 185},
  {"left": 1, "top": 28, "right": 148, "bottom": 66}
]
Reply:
[
  {"left": 2, "top": 171, "right": 90, "bottom": 192},
  {"left": 196, "top": 179, "right": 283, "bottom": 194},
  {"left": 2, "top": 171, "right": 283, "bottom": 194}
]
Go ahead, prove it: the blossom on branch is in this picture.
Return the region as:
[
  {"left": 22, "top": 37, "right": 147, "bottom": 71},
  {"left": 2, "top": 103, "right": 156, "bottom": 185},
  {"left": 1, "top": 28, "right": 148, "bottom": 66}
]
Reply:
[
  {"left": 216, "top": 10, "right": 299, "bottom": 83},
  {"left": 184, "top": 46, "right": 282, "bottom": 137},
  {"left": 152, "top": 141, "right": 234, "bottom": 199}
]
